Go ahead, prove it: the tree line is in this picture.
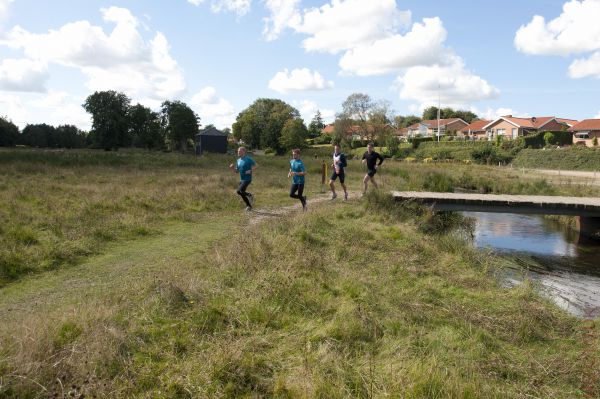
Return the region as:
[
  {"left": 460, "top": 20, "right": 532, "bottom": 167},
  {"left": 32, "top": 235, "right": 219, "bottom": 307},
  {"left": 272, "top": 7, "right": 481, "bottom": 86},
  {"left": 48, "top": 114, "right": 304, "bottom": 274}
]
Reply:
[
  {"left": 1, "top": 89, "right": 480, "bottom": 153},
  {"left": 0, "top": 90, "right": 201, "bottom": 152}
]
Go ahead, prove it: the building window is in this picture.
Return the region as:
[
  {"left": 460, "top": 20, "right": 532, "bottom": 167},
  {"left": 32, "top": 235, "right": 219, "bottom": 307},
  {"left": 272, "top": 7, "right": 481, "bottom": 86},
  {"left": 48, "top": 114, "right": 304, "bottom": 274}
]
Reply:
[
  {"left": 512, "top": 128, "right": 518, "bottom": 138},
  {"left": 497, "top": 128, "right": 506, "bottom": 136}
]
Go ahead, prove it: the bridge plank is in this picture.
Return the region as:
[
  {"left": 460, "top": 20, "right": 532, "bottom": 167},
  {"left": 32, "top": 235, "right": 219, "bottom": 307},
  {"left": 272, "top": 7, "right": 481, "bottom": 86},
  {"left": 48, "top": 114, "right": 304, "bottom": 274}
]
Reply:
[{"left": 391, "top": 191, "right": 600, "bottom": 217}]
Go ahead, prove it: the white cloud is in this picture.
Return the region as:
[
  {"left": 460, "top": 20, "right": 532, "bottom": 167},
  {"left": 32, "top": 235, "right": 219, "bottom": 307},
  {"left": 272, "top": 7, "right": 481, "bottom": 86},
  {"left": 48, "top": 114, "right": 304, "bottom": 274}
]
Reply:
[
  {"left": 30, "top": 91, "right": 92, "bottom": 130},
  {"left": 190, "top": 86, "right": 236, "bottom": 129},
  {"left": 475, "top": 107, "right": 525, "bottom": 121},
  {"left": 188, "top": 0, "right": 251, "bottom": 17},
  {"left": 263, "top": 0, "right": 301, "bottom": 41},
  {"left": 268, "top": 68, "right": 334, "bottom": 93},
  {"left": 0, "top": 0, "right": 13, "bottom": 28},
  {"left": 594, "top": 110, "right": 600, "bottom": 118},
  {"left": 292, "top": 99, "right": 335, "bottom": 124},
  {"left": 0, "top": 92, "right": 26, "bottom": 125},
  {"left": 0, "top": 7, "right": 186, "bottom": 100},
  {"left": 295, "top": 0, "right": 411, "bottom": 54},
  {"left": 568, "top": 51, "right": 600, "bottom": 78},
  {"left": 394, "top": 55, "right": 499, "bottom": 108},
  {"left": 515, "top": 0, "right": 600, "bottom": 56},
  {"left": 339, "top": 17, "right": 447, "bottom": 76},
  {"left": 0, "top": 58, "right": 48, "bottom": 92}
]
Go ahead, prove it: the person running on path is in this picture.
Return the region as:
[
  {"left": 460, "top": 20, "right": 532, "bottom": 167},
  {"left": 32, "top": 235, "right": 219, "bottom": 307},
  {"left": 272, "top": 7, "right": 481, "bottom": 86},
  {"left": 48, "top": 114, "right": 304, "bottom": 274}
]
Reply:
[
  {"left": 329, "top": 144, "right": 348, "bottom": 200},
  {"left": 361, "top": 142, "right": 384, "bottom": 195},
  {"left": 288, "top": 148, "right": 307, "bottom": 210},
  {"left": 229, "top": 147, "right": 257, "bottom": 211}
]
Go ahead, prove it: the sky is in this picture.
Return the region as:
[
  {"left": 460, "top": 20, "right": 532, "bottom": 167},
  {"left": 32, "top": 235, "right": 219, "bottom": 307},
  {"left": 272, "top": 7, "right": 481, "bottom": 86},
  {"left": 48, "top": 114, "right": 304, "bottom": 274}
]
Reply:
[{"left": 1, "top": 0, "right": 600, "bottom": 131}]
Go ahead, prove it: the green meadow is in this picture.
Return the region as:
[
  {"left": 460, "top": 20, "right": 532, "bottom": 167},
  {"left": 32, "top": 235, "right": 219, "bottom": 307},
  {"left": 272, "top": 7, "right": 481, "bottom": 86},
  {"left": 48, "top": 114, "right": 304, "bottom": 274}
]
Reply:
[{"left": 0, "top": 148, "right": 598, "bottom": 398}]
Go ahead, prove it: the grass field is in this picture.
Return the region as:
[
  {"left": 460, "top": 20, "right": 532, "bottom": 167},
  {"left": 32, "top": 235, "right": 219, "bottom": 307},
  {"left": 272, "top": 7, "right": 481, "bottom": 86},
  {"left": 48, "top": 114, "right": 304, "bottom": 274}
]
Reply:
[{"left": 0, "top": 148, "right": 598, "bottom": 398}]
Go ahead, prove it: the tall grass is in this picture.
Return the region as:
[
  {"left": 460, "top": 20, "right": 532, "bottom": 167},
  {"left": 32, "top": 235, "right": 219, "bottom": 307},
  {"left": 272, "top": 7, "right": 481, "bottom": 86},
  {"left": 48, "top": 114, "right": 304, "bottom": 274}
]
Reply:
[{"left": 1, "top": 195, "right": 591, "bottom": 397}]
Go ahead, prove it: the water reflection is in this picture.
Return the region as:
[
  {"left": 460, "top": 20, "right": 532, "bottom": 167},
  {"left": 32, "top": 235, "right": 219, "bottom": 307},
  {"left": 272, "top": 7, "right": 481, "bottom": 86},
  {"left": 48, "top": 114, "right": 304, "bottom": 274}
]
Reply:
[{"left": 463, "top": 212, "right": 600, "bottom": 318}]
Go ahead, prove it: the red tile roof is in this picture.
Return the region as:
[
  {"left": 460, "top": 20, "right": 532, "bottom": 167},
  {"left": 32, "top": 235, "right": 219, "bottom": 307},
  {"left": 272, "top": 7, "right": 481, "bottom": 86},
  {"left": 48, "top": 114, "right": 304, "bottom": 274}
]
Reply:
[
  {"left": 461, "top": 120, "right": 491, "bottom": 132},
  {"left": 556, "top": 118, "right": 578, "bottom": 126},
  {"left": 408, "top": 118, "right": 466, "bottom": 130},
  {"left": 568, "top": 119, "right": 600, "bottom": 131},
  {"left": 485, "top": 116, "right": 575, "bottom": 129},
  {"left": 322, "top": 124, "right": 335, "bottom": 134}
]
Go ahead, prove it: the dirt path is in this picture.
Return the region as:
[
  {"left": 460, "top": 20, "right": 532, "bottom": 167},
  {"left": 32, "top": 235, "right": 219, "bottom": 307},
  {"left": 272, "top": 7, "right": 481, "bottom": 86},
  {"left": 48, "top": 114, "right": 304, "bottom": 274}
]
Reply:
[{"left": 248, "top": 191, "right": 362, "bottom": 225}]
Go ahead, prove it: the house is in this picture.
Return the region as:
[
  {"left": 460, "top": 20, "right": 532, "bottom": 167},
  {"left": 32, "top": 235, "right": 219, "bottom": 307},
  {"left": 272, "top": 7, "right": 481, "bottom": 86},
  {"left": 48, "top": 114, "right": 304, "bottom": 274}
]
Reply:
[
  {"left": 321, "top": 124, "right": 335, "bottom": 135},
  {"left": 460, "top": 120, "right": 491, "bottom": 140},
  {"left": 195, "top": 126, "right": 228, "bottom": 154},
  {"left": 406, "top": 118, "right": 469, "bottom": 138},
  {"left": 482, "top": 116, "right": 577, "bottom": 140},
  {"left": 569, "top": 119, "right": 600, "bottom": 147}
]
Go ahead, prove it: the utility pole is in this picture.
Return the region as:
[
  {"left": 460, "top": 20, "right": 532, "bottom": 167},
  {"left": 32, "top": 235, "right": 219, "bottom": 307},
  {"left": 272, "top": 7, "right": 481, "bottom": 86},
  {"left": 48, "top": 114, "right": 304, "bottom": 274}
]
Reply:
[{"left": 437, "top": 83, "right": 441, "bottom": 142}]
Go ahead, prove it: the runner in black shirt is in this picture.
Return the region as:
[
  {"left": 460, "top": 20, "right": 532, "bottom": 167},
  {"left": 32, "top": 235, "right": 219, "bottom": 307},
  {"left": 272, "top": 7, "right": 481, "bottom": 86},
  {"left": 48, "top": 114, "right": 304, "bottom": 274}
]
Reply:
[{"left": 361, "top": 142, "right": 384, "bottom": 195}]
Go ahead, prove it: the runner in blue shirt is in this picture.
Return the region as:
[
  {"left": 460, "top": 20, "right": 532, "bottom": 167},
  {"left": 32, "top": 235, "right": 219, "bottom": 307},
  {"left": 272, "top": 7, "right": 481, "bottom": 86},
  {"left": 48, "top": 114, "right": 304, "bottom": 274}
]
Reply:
[
  {"left": 229, "top": 147, "right": 257, "bottom": 211},
  {"left": 288, "top": 148, "right": 307, "bottom": 210}
]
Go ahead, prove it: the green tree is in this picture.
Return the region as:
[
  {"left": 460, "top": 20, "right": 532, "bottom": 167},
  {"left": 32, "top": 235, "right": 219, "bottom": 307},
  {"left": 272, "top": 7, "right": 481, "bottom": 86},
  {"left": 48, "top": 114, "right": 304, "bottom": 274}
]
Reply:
[
  {"left": 21, "top": 123, "right": 55, "bottom": 148},
  {"left": 232, "top": 98, "right": 299, "bottom": 154},
  {"left": 341, "top": 93, "right": 373, "bottom": 138},
  {"left": 129, "top": 103, "right": 163, "bottom": 150},
  {"left": 543, "top": 131, "right": 556, "bottom": 146},
  {"left": 308, "top": 110, "right": 325, "bottom": 138},
  {"left": 332, "top": 114, "right": 353, "bottom": 146},
  {"left": 160, "top": 101, "right": 199, "bottom": 152},
  {"left": 368, "top": 101, "right": 394, "bottom": 144},
  {"left": 422, "top": 106, "right": 477, "bottom": 123},
  {"left": 394, "top": 115, "right": 421, "bottom": 128},
  {"left": 0, "top": 117, "right": 19, "bottom": 147},
  {"left": 55, "top": 125, "right": 87, "bottom": 148},
  {"left": 83, "top": 90, "right": 131, "bottom": 150},
  {"left": 280, "top": 118, "right": 308, "bottom": 150}
]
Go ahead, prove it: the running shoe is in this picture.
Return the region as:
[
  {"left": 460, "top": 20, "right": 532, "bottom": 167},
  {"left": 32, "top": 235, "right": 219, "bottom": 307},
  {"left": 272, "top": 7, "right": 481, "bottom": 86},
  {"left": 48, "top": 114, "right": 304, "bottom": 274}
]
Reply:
[
  {"left": 245, "top": 206, "right": 252, "bottom": 212},
  {"left": 331, "top": 192, "right": 337, "bottom": 200}
]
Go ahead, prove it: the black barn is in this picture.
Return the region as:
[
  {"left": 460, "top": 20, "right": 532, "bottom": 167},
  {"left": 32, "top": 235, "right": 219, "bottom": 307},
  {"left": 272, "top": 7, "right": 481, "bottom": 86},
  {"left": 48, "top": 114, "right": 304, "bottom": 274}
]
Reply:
[{"left": 195, "top": 126, "right": 228, "bottom": 155}]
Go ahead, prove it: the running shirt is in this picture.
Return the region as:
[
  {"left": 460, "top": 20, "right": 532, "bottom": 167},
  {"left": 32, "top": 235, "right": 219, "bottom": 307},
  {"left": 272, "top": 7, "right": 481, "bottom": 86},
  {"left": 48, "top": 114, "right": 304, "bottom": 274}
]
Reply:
[
  {"left": 332, "top": 152, "right": 347, "bottom": 173},
  {"left": 362, "top": 151, "right": 384, "bottom": 169},
  {"left": 237, "top": 156, "right": 256, "bottom": 182},
  {"left": 290, "top": 159, "right": 306, "bottom": 185}
]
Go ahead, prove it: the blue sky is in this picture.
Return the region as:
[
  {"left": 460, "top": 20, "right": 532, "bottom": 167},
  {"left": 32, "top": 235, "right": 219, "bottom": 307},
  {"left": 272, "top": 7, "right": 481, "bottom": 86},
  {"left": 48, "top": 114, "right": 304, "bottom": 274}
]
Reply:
[{"left": 1, "top": 0, "right": 599, "bottom": 130}]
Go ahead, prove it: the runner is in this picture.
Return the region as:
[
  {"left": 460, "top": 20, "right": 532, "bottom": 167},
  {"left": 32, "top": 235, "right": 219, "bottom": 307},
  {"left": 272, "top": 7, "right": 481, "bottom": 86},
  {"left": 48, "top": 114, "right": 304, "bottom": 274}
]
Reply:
[
  {"left": 361, "top": 142, "right": 384, "bottom": 195},
  {"left": 288, "top": 148, "right": 307, "bottom": 210},
  {"left": 229, "top": 147, "right": 257, "bottom": 211},
  {"left": 329, "top": 143, "right": 348, "bottom": 201}
]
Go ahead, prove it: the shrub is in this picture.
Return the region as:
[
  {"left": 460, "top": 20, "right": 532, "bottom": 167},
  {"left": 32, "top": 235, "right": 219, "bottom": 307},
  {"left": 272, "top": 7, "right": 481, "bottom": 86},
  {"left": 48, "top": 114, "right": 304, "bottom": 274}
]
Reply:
[
  {"left": 544, "top": 132, "right": 555, "bottom": 145},
  {"left": 409, "top": 136, "right": 434, "bottom": 149},
  {"left": 594, "top": 137, "right": 598, "bottom": 147}
]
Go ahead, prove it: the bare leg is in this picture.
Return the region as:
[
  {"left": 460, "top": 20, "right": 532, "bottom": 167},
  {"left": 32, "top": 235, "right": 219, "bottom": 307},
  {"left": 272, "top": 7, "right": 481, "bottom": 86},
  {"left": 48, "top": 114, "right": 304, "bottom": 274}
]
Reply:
[
  {"left": 341, "top": 182, "right": 348, "bottom": 197},
  {"left": 371, "top": 175, "right": 379, "bottom": 189},
  {"left": 363, "top": 174, "right": 369, "bottom": 194}
]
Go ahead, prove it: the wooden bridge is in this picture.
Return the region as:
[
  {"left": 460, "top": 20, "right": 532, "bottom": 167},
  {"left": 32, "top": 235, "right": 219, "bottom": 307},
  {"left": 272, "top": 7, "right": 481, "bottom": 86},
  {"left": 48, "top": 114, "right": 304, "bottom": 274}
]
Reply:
[{"left": 392, "top": 191, "right": 600, "bottom": 238}]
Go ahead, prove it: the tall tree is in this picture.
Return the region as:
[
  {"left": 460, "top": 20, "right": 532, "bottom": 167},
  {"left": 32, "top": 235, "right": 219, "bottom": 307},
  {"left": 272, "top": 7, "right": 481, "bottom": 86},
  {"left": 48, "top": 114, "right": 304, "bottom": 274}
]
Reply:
[
  {"left": 160, "top": 101, "right": 199, "bottom": 152},
  {"left": 83, "top": 90, "right": 131, "bottom": 150},
  {"left": 394, "top": 115, "right": 421, "bottom": 128},
  {"left": 0, "top": 117, "right": 19, "bottom": 147},
  {"left": 368, "top": 100, "right": 394, "bottom": 143},
  {"left": 308, "top": 110, "right": 325, "bottom": 138},
  {"left": 422, "top": 106, "right": 478, "bottom": 123},
  {"left": 232, "top": 98, "right": 299, "bottom": 154},
  {"left": 21, "top": 124, "right": 55, "bottom": 148},
  {"left": 129, "top": 103, "right": 163, "bottom": 150},
  {"left": 280, "top": 118, "right": 308, "bottom": 150},
  {"left": 341, "top": 93, "right": 373, "bottom": 138},
  {"left": 55, "top": 125, "right": 87, "bottom": 148}
]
